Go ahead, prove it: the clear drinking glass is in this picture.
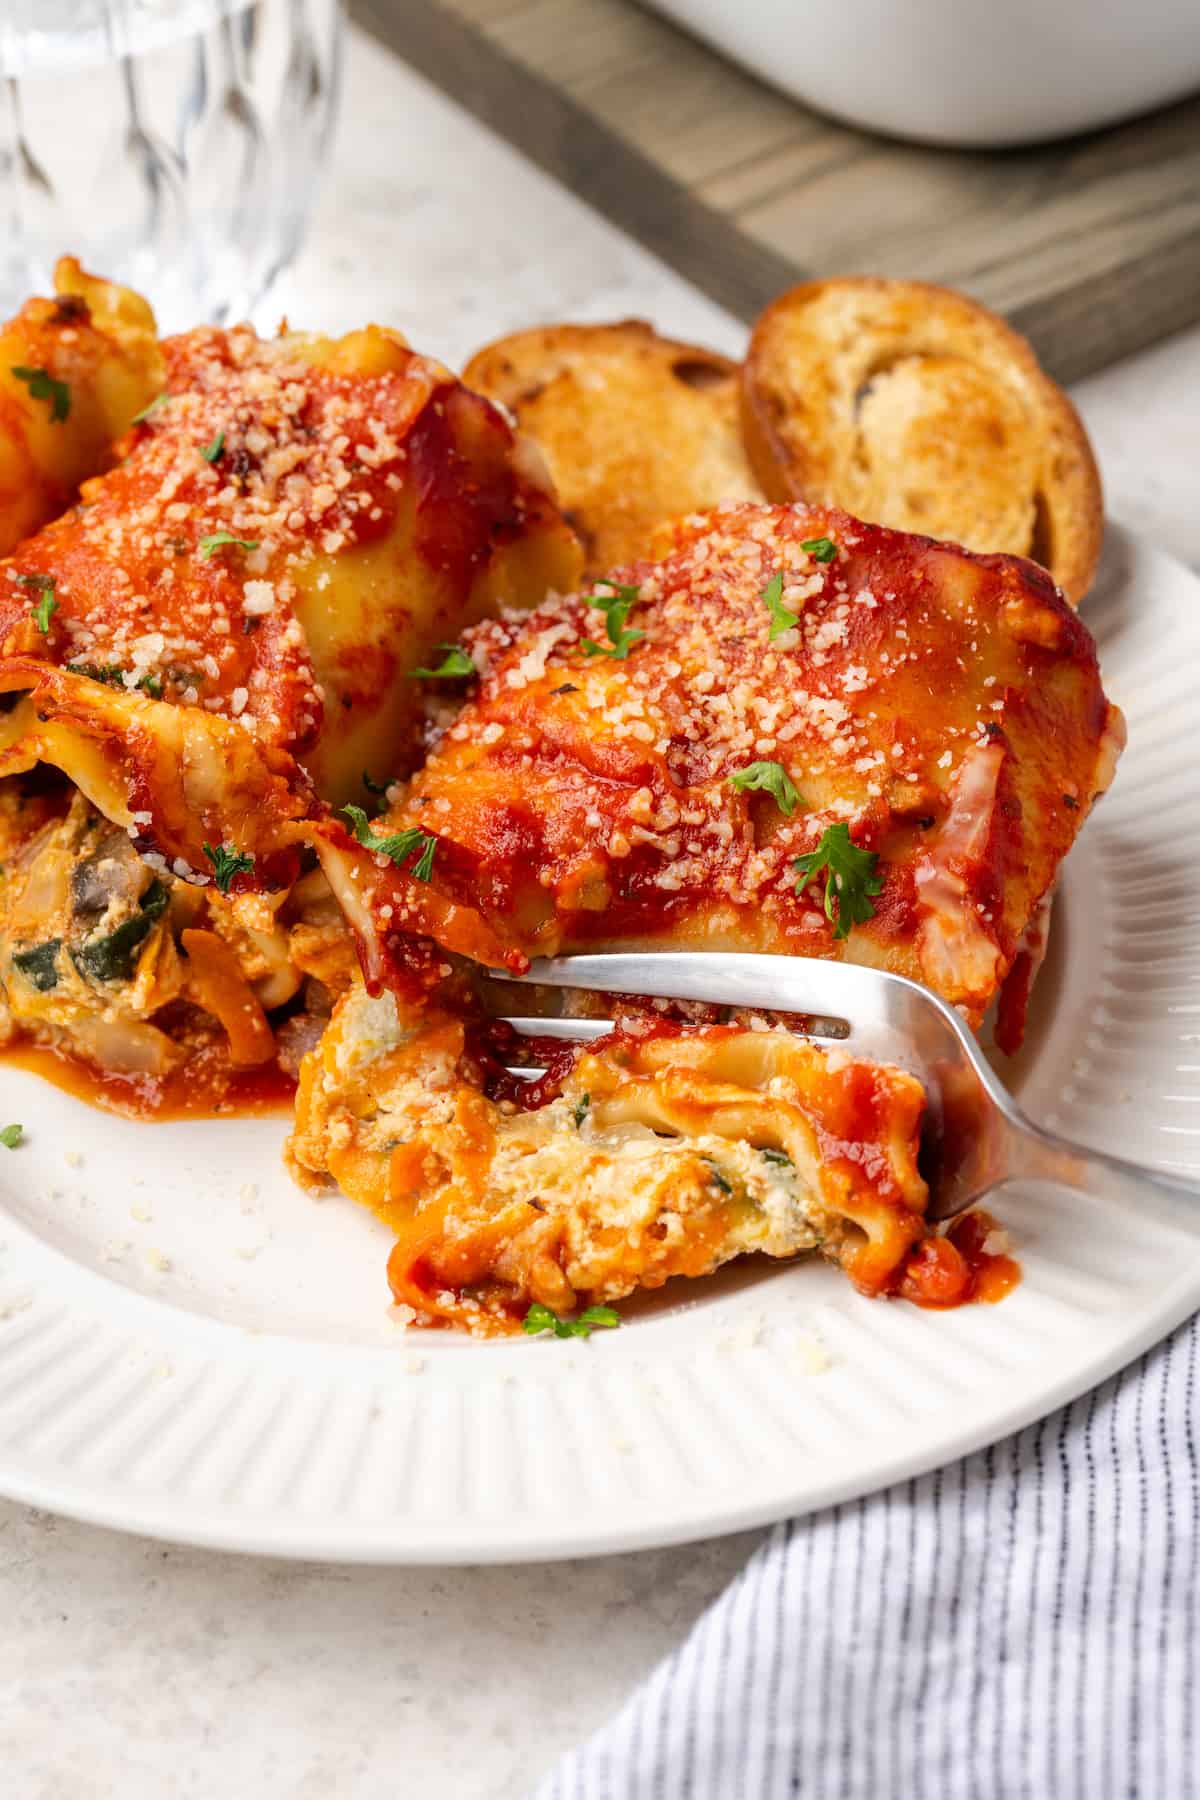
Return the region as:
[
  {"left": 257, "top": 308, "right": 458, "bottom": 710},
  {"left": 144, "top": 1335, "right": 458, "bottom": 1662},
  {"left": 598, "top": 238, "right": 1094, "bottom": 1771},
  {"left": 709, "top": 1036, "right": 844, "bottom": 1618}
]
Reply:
[{"left": 0, "top": 0, "right": 343, "bottom": 330}]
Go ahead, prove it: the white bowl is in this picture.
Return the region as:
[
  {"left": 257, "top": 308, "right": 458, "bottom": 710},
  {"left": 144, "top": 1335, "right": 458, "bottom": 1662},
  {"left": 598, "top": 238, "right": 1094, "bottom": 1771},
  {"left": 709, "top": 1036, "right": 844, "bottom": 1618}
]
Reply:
[{"left": 647, "top": 0, "right": 1200, "bottom": 148}]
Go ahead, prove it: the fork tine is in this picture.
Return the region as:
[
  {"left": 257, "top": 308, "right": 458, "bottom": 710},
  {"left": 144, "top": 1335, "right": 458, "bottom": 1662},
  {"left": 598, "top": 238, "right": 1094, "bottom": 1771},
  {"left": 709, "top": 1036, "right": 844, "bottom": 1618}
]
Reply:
[
  {"left": 491, "top": 951, "right": 973, "bottom": 1074},
  {"left": 494, "top": 953, "right": 872, "bottom": 1034},
  {"left": 494, "top": 951, "right": 860, "bottom": 1014},
  {"left": 502, "top": 1017, "right": 613, "bottom": 1041}
]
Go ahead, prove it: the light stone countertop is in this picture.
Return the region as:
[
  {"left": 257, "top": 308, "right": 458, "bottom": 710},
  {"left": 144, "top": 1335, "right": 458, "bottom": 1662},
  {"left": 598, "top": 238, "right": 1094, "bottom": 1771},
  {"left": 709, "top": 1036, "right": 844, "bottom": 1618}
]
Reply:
[{"left": 2, "top": 25, "right": 1199, "bottom": 1800}]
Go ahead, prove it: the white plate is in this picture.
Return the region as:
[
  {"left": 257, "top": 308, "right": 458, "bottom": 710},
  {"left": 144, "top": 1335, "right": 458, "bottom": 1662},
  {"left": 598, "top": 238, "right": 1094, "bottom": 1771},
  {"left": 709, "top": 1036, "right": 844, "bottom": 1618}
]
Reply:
[{"left": 0, "top": 523, "right": 1197, "bottom": 1563}]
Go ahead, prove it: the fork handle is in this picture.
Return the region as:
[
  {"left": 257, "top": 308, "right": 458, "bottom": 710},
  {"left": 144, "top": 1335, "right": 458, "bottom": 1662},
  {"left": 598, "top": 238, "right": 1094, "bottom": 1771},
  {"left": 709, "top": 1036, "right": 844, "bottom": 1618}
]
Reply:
[{"left": 1004, "top": 1116, "right": 1200, "bottom": 1219}]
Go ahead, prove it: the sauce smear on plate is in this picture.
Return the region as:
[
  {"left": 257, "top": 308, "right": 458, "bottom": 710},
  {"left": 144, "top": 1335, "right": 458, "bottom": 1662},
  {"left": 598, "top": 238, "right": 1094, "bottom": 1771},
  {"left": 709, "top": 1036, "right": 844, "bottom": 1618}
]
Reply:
[{"left": 897, "top": 1207, "right": 1020, "bottom": 1307}]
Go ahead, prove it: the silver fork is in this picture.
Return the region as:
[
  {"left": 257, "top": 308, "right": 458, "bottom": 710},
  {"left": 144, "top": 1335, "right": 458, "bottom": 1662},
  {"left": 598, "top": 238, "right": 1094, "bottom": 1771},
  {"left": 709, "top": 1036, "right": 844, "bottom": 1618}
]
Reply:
[{"left": 494, "top": 952, "right": 1200, "bottom": 1222}]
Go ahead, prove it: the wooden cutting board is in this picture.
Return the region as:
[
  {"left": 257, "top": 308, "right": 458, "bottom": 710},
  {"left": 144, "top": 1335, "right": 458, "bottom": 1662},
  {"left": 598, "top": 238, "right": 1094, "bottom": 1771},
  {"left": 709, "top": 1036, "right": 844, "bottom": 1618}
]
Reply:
[{"left": 349, "top": 0, "right": 1200, "bottom": 384}]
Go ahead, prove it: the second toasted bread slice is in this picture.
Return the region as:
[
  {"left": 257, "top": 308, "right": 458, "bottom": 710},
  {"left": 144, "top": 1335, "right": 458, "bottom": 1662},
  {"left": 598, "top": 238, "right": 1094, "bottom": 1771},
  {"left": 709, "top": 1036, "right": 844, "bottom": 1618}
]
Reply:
[
  {"left": 741, "top": 279, "right": 1103, "bottom": 605},
  {"left": 464, "top": 321, "right": 762, "bottom": 576}
]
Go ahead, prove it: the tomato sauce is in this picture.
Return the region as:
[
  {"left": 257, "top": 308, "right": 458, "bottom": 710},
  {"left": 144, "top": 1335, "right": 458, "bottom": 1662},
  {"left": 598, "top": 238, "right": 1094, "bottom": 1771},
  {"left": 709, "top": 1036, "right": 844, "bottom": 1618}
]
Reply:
[
  {"left": 897, "top": 1207, "right": 1020, "bottom": 1308},
  {"left": 0, "top": 1028, "right": 295, "bottom": 1122}
]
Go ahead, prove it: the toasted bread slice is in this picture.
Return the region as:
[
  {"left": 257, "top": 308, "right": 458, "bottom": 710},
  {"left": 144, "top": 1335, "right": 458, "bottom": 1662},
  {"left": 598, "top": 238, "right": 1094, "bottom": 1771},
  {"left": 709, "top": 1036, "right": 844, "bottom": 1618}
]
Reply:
[
  {"left": 463, "top": 321, "right": 762, "bottom": 575},
  {"left": 741, "top": 279, "right": 1102, "bottom": 605}
]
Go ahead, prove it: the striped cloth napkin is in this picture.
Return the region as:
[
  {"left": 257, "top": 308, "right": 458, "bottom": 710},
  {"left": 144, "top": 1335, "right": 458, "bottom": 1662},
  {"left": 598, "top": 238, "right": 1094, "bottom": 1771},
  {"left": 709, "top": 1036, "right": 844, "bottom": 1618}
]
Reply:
[{"left": 537, "top": 1313, "right": 1200, "bottom": 1799}]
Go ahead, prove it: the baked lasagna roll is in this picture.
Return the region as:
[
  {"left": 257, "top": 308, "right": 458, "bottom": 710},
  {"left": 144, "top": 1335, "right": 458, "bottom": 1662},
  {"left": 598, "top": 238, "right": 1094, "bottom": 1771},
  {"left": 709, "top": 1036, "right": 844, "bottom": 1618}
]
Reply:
[
  {"left": 318, "top": 503, "right": 1123, "bottom": 1038},
  {"left": 291, "top": 501, "right": 1115, "bottom": 1325},
  {"left": 0, "top": 310, "right": 581, "bottom": 850},
  {"left": 0, "top": 258, "right": 163, "bottom": 555},
  {"left": 0, "top": 308, "right": 580, "bottom": 1096},
  {"left": 288, "top": 983, "right": 930, "bottom": 1332}
]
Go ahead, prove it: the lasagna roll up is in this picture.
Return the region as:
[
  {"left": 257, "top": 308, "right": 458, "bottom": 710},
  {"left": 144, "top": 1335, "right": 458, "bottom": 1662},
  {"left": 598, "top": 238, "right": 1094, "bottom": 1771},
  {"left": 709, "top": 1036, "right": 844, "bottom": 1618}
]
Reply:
[
  {"left": 289, "top": 983, "right": 932, "bottom": 1332},
  {"left": 0, "top": 258, "right": 163, "bottom": 556},
  {"left": 294, "top": 502, "right": 1121, "bottom": 1327},
  {"left": 0, "top": 306, "right": 581, "bottom": 1093},
  {"left": 317, "top": 503, "right": 1123, "bottom": 1035}
]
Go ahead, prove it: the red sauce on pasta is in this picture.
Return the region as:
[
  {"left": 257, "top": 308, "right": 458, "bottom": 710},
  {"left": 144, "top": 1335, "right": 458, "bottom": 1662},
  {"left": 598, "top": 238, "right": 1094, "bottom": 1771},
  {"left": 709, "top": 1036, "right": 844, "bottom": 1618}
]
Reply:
[{"left": 0, "top": 1031, "right": 295, "bottom": 1121}]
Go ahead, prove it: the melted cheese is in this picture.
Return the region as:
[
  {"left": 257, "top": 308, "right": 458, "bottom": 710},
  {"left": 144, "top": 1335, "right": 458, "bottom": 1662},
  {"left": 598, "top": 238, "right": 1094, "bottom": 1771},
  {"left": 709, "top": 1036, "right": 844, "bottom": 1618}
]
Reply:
[{"left": 288, "top": 983, "right": 929, "bottom": 1333}]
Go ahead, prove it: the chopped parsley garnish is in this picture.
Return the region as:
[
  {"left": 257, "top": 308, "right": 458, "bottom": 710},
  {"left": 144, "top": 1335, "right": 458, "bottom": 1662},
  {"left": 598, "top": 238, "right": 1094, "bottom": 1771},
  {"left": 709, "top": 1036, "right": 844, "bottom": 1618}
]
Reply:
[
  {"left": 728, "top": 759, "right": 802, "bottom": 817},
  {"left": 760, "top": 571, "right": 800, "bottom": 641},
  {"left": 572, "top": 1092, "right": 591, "bottom": 1129},
  {"left": 11, "top": 364, "right": 70, "bottom": 422},
  {"left": 581, "top": 580, "right": 645, "bottom": 660},
  {"left": 17, "top": 573, "right": 57, "bottom": 633},
  {"left": 522, "top": 1302, "right": 620, "bottom": 1340},
  {"left": 793, "top": 823, "right": 883, "bottom": 940},
  {"left": 362, "top": 770, "right": 392, "bottom": 797},
  {"left": 410, "top": 644, "right": 475, "bottom": 679},
  {"left": 140, "top": 673, "right": 163, "bottom": 699},
  {"left": 202, "top": 842, "right": 256, "bottom": 894},
  {"left": 200, "top": 429, "right": 225, "bottom": 463},
  {"left": 132, "top": 391, "right": 170, "bottom": 424},
  {"left": 760, "top": 1147, "right": 793, "bottom": 1168},
  {"left": 199, "top": 530, "right": 260, "bottom": 558},
  {"left": 801, "top": 535, "right": 838, "bottom": 563},
  {"left": 341, "top": 804, "right": 437, "bottom": 882},
  {"left": 0, "top": 1123, "right": 23, "bottom": 1149}
]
